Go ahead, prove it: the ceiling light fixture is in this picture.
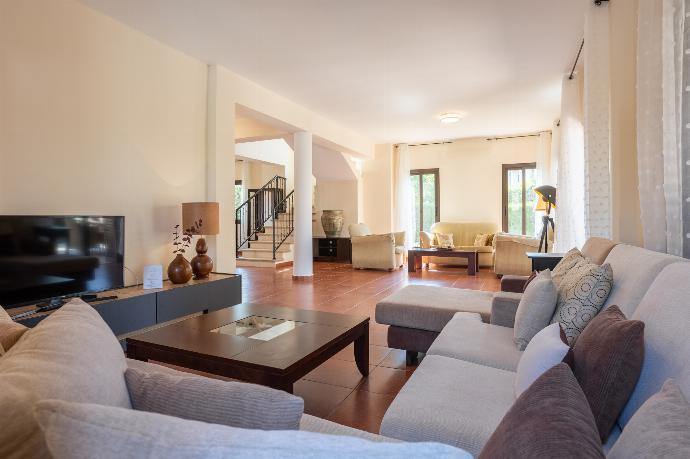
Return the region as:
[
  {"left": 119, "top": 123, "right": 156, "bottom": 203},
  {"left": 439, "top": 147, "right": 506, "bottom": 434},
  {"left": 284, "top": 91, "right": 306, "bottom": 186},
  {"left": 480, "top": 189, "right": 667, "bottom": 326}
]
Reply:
[{"left": 439, "top": 113, "right": 463, "bottom": 124}]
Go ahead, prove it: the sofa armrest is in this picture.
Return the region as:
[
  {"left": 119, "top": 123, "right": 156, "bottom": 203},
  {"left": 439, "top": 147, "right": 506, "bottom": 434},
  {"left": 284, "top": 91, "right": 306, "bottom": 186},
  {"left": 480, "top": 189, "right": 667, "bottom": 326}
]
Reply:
[
  {"left": 351, "top": 234, "right": 399, "bottom": 269},
  {"left": 490, "top": 292, "right": 523, "bottom": 328},
  {"left": 500, "top": 275, "right": 530, "bottom": 293},
  {"left": 125, "top": 360, "right": 303, "bottom": 430},
  {"left": 494, "top": 232, "right": 540, "bottom": 276}
]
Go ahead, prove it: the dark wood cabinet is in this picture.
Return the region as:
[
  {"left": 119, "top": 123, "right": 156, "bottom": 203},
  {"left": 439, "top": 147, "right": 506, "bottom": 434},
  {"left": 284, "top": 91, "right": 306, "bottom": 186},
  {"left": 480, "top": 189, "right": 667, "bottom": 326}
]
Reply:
[{"left": 313, "top": 237, "right": 352, "bottom": 263}]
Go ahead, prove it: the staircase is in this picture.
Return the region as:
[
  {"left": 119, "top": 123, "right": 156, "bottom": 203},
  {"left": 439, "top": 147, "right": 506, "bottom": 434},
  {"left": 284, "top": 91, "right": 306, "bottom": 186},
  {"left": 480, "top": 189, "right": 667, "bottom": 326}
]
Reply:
[{"left": 236, "top": 175, "right": 295, "bottom": 268}]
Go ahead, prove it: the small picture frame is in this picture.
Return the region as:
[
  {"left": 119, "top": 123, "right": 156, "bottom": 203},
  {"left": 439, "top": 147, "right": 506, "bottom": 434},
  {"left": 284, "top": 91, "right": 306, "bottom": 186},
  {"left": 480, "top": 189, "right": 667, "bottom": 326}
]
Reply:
[{"left": 143, "top": 264, "right": 163, "bottom": 289}]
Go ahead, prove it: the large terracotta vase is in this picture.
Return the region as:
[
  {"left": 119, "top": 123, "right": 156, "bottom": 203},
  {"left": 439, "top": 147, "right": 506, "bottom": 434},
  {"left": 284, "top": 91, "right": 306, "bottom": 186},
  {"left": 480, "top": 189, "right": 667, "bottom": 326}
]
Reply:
[
  {"left": 321, "top": 210, "right": 344, "bottom": 237},
  {"left": 168, "top": 254, "right": 193, "bottom": 284}
]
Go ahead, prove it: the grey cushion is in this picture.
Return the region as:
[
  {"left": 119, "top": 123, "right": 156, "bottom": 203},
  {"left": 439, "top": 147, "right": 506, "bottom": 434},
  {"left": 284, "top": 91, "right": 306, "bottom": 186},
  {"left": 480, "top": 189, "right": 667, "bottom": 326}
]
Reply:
[
  {"left": 0, "top": 299, "right": 131, "bottom": 459},
  {"left": 620, "top": 262, "right": 690, "bottom": 428},
  {"left": 35, "top": 400, "right": 472, "bottom": 459},
  {"left": 550, "top": 259, "right": 613, "bottom": 345},
  {"left": 299, "top": 414, "right": 399, "bottom": 442},
  {"left": 602, "top": 244, "right": 686, "bottom": 317},
  {"left": 490, "top": 291, "right": 523, "bottom": 328},
  {"left": 380, "top": 355, "right": 516, "bottom": 457},
  {"left": 428, "top": 312, "right": 523, "bottom": 372},
  {"left": 376, "top": 286, "right": 493, "bottom": 332},
  {"left": 513, "top": 269, "right": 557, "bottom": 350},
  {"left": 126, "top": 367, "right": 304, "bottom": 430},
  {"left": 479, "top": 363, "right": 604, "bottom": 459},
  {"left": 609, "top": 380, "right": 690, "bottom": 459}
]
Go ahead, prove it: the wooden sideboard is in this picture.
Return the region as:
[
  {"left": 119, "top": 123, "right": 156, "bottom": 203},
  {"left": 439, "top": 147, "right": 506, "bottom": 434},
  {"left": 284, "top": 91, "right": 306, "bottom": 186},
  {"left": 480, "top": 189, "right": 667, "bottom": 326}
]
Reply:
[
  {"left": 10, "top": 273, "right": 242, "bottom": 346},
  {"left": 313, "top": 237, "right": 352, "bottom": 263}
]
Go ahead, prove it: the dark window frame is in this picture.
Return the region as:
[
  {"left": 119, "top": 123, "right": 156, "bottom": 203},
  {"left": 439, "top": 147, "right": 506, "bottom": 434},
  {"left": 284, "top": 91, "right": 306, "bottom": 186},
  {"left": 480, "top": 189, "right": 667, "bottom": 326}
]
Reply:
[
  {"left": 502, "top": 162, "right": 537, "bottom": 235},
  {"left": 410, "top": 168, "right": 440, "bottom": 237}
]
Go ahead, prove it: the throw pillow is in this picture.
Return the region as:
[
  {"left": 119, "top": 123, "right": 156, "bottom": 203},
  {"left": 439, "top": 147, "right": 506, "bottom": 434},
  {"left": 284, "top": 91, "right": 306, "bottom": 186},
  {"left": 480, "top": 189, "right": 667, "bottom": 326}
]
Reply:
[
  {"left": 608, "top": 380, "right": 690, "bottom": 459},
  {"left": 35, "top": 400, "right": 473, "bottom": 459},
  {"left": 480, "top": 363, "right": 604, "bottom": 459},
  {"left": 126, "top": 367, "right": 304, "bottom": 430},
  {"left": 514, "top": 323, "right": 571, "bottom": 397},
  {"left": 0, "top": 306, "right": 28, "bottom": 355},
  {"left": 513, "top": 270, "right": 558, "bottom": 350},
  {"left": 550, "top": 248, "right": 584, "bottom": 288},
  {"left": 550, "top": 259, "right": 613, "bottom": 344},
  {"left": 523, "top": 270, "right": 538, "bottom": 290},
  {"left": 485, "top": 233, "right": 495, "bottom": 247},
  {"left": 473, "top": 233, "right": 489, "bottom": 247},
  {"left": 435, "top": 233, "right": 454, "bottom": 248},
  {"left": 0, "top": 299, "right": 131, "bottom": 459},
  {"left": 572, "top": 305, "right": 645, "bottom": 442}
]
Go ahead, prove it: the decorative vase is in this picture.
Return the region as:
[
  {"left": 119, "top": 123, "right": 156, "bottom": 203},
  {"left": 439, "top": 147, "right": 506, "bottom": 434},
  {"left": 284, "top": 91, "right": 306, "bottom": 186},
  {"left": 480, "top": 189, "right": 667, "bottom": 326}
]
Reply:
[
  {"left": 321, "top": 210, "right": 344, "bottom": 237},
  {"left": 191, "top": 237, "right": 213, "bottom": 279},
  {"left": 168, "top": 254, "right": 192, "bottom": 284}
]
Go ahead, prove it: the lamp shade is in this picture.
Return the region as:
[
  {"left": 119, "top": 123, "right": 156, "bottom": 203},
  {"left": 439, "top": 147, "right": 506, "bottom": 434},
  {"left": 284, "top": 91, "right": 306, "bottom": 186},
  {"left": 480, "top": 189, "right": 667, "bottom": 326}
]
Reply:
[
  {"left": 534, "top": 185, "right": 556, "bottom": 209},
  {"left": 182, "top": 202, "right": 219, "bottom": 235}
]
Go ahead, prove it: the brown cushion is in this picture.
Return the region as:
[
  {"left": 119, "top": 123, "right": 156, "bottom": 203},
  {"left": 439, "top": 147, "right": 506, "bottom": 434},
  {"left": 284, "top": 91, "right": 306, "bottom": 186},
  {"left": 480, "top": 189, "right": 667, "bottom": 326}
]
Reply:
[
  {"left": 572, "top": 305, "right": 645, "bottom": 442},
  {"left": 480, "top": 363, "right": 604, "bottom": 459},
  {"left": 0, "top": 321, "right": 29, "bottom": 355},
  {"left": 523, "top": 271, "right": 538, "bottom": 289}
]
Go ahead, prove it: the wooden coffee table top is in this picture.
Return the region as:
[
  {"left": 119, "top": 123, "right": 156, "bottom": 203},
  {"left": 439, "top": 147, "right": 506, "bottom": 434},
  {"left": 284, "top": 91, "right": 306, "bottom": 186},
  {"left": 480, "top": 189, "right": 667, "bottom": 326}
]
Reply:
[
  {"left": 126, "top": 303, "right": 368, "bottom": 375},
  {"left": 409, "top": 247, "right": 478, "bottom": 255}
]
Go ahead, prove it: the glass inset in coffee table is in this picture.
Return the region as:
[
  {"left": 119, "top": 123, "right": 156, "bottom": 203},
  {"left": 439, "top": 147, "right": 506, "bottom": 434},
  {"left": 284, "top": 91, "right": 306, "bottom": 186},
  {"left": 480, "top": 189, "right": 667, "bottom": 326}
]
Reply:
[{"left": 126, "top": 303, "right": 369, "bottom": 393}]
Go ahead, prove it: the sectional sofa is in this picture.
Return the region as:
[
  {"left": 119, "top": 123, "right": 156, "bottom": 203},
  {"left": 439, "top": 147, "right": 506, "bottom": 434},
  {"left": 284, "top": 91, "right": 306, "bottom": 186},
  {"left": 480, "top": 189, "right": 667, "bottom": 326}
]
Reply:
[{"left": 375, "top": 240, "right": 690, "bottom": 456}]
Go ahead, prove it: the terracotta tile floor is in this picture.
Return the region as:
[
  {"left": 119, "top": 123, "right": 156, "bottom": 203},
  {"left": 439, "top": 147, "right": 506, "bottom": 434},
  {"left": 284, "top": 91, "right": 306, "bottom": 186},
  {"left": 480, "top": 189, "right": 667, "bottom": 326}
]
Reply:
[{"left": 237, "top": 262, "right": 501, "bottom": 434}]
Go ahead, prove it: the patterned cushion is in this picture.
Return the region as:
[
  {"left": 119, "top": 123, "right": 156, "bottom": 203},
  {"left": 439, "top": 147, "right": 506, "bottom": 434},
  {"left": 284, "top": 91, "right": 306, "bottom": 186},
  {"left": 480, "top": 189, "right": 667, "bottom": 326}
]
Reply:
[
  {"left": 572, "top": 305, "right": 644, "bottom": 442},
  {"left": 435, "top": 233, "right": 454, "bottom": 248},
  {"left": 551, "top": 248, "right": 584, "bottom": 288},
  {"left": 479, "top": 363, "right": 604, "bottom": 459},
  {"left": 473, "top": 234, "right": 489, "bottom": 247},
  {"left": 550, "top": 258, "right": 613, "bottom": 344},
  {"left": 608, "top": 380, "right": 690, "bottom": 459}
]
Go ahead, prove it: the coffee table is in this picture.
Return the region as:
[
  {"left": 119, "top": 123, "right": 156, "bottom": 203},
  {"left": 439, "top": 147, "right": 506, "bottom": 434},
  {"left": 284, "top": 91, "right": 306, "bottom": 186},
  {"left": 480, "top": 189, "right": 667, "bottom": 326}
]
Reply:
[
  {"left": 407, "top": 248, "right": 479, "bottom": 275},
  {"left": 126, "top": 303, "right": 369, "bottom": 393}
]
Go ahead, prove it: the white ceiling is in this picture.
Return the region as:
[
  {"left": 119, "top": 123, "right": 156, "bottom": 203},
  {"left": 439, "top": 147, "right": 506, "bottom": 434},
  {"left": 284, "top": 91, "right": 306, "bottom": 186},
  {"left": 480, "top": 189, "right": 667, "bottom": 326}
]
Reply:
[{"left": 80, "top": 0, "right": 585, "bottom": 143}]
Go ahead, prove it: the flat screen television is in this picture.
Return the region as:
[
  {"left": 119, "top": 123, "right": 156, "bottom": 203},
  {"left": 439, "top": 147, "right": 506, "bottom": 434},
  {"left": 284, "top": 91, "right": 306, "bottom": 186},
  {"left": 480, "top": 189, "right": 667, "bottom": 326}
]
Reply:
[{"left": 0, "top": 216, "right": 125, "bottom": 309}]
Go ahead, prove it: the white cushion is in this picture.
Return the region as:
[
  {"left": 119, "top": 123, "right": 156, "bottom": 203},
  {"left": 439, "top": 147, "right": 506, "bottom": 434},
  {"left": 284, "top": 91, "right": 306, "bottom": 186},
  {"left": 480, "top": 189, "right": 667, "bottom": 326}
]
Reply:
[
  {"left": 428, "top": 312, "right": 523, "bottom": 372},
  {"left": 0, "top": 299, "right": 131, "bottom": 459},
  {"left": 348, "top": 223, "right": 372, "bottom": 237},
  {"left": 514, "top": 323, "right": 570, "bottom": 398},
  {"left": 35, "top": 400, "right": 472, "bottom": 459},
  {"left": 513, "top": 269, "right": 558, "bottom": 350}
]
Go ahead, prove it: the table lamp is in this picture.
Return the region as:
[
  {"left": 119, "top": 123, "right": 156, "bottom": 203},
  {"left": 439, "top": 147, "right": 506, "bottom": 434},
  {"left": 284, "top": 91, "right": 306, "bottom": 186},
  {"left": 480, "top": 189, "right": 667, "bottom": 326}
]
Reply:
[
  {"left": 182, "top": 202, "right": 219, "bottom": 279},
  {"left": 534, "top": 186, "right": 556, "bottom": 253}
]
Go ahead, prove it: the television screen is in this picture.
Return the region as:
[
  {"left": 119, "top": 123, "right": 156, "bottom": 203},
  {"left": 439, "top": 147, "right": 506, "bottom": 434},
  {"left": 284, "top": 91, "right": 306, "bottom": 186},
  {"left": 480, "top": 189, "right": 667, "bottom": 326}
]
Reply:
[{"left": 0, "top": 216, "right": 124, "bottom": 308}]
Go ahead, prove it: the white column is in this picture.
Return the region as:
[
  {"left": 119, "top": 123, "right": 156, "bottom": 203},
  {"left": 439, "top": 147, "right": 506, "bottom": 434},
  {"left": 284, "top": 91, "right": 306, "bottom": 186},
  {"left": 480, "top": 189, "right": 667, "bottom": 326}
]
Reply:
[{"left": 293, "top": 131, "right": 313, "bottom": 277}]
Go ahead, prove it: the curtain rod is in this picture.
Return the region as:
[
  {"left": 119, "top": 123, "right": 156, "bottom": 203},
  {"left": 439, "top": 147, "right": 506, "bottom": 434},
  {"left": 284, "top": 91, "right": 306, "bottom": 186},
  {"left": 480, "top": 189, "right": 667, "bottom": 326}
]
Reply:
[
  {"left": 568, "top": 39, "right": 584, "bottom": 80},
  {"left": 486, "top": 132, "right": 548, "bottom": 141},
  {"left": 398, "top": 131, "right": 550, "bottom": 147}
]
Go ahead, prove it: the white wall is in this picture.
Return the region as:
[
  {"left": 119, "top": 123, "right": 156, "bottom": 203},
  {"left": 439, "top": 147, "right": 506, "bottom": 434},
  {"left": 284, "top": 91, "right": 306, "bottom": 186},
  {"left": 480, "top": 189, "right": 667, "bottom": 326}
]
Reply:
[
  {"left": 0, "top": 0, "right": 208, "bottom": 282},
  {"left": 361, "top": 144, "right": 394, "bottom": 233},
  {"left": 407, "top": 136, "right": 542, "bottom": 230},
  {"left": 314, "top": 181, "right": 359, "bottom": 237}
]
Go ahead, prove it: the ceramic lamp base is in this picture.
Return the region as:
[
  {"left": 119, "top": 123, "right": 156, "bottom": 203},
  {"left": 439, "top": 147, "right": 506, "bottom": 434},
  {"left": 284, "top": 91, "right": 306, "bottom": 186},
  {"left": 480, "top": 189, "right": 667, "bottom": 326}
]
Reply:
[{"left": 191, "top": 237, "right": 213, "bottom": 279}]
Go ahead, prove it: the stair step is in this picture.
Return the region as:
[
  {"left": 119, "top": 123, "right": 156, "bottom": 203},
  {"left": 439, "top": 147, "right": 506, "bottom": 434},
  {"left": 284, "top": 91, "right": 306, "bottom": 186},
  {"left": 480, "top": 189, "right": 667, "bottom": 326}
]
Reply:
[
  {"left": 236, "top": 257, "right": 293, "bottom": 269},
  {"left": 256, "top": 233, "right": 294, "bottom": 243},
  {"left": 245, "top": 240, "right": 293, "bottom": 250},
  {"left": 239, "top": 248, "right": 292, "bottom": 261}
]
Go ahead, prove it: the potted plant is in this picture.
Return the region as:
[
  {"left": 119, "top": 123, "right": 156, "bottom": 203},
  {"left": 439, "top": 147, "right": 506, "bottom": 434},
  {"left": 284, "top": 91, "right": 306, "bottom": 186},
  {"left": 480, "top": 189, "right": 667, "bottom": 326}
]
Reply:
[{"left": 168, "top": 224, "right": 195, "bottom": 284}]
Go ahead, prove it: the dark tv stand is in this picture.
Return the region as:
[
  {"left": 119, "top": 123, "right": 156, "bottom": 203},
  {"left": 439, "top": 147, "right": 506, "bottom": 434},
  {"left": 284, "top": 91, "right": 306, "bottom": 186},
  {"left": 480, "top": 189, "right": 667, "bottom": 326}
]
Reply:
[{"left": 10, "top": 273, "right": 242, "bottom": 348}]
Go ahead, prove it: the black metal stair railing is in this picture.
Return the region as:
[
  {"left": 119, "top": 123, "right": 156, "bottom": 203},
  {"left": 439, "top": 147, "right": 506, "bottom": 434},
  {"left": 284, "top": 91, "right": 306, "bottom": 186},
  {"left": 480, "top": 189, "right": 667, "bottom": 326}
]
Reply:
[
  {"left": 272, "top": 191, "right": 294, "bottom": 260},
  {"left": 235, "top": 175, "right": 293, "bottom": 259}
]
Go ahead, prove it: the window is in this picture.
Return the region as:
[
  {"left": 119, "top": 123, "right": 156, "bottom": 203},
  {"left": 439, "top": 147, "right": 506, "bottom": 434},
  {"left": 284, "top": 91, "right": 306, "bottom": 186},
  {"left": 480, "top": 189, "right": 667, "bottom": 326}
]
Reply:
[
  {"left": 502, "top": 163, "right": 538, "bottom": 236},
  {"left": 409, "top": 169, "right": 440, "bottom": 244},
  {"left": 234, "top": 180, "right": 243, "bottom": 209}
]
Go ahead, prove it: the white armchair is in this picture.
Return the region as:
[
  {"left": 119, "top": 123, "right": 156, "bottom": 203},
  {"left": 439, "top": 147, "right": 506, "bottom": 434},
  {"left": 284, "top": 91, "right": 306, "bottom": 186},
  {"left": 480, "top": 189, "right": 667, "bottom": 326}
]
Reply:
[
  {"left": 349, "top": 224, "right": 405, "bottom": 271},
  {"left": 493, "top": 232, "right": 541, "bottom": 276}
]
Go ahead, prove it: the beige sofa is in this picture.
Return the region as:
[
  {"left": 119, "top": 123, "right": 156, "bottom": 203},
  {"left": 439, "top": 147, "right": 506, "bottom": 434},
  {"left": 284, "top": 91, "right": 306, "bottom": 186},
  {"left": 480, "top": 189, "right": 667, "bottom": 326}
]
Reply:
[
  {"left": 421, "top": 222, "right": 497, "bottom": 268},
  {"left": 349, "top": 223, "right": 405, "bottom": 271},
  {"left": 493, "top": 232, "right": 542, "bottom": 276}
]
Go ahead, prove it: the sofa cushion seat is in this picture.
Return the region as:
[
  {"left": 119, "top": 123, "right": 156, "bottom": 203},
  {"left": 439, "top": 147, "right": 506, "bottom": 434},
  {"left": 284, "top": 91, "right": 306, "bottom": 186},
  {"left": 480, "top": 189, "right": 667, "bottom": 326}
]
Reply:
[
  {"left": 300, "top": 414, "right": 399, "bottom": 442},
  {"left": 380, "top": 355, "right": 516, "bottom": 457},
  {"left": 427, "top": 312, "right": 523, "bottom": 372},
  {"left": 376, "top": 286, "right": 494, "bottom": 331}
]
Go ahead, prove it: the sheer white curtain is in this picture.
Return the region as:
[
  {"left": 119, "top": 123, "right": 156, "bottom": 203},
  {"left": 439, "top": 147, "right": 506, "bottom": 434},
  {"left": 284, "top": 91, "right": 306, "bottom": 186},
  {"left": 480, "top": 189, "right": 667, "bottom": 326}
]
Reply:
[
  {"left": 555, "top": 75, "right": 586, "bottom": 252},
  {"left": 394, "top": 144, "right": 416, "bottom": 249},
  {"left": 583, "top": 0, "right": 612, "bottom": 239},
  {"left": 637, "top": 0, "right": 684, "bottom": 255},
  {"left": 535, "top": 131, "right": 554, "bottom": 186}
]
